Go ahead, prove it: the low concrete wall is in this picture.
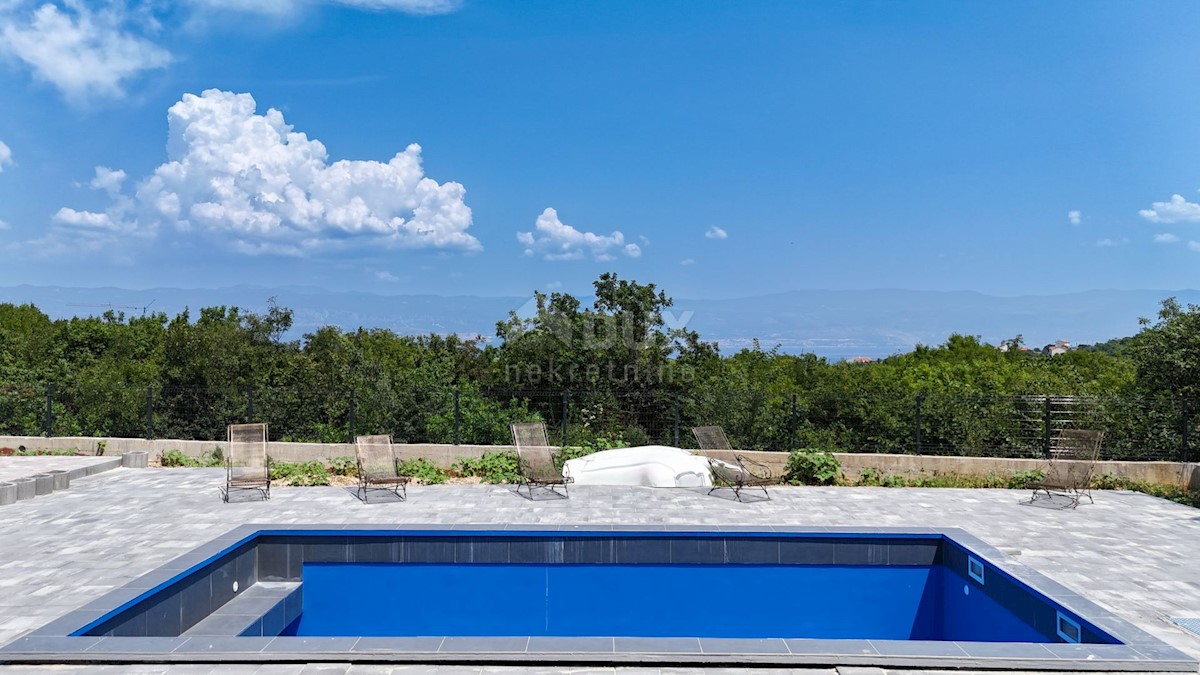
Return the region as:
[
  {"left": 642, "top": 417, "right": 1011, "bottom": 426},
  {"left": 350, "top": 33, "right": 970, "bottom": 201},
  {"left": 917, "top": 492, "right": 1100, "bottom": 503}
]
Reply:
[
  {"left": 0, "top": 436, "right": 508, "bottom": 468},
  {"left": 699, "top": 449, "right": 1200, "bottom": 490},
  {"left": 3, "top": 435, "right": 1198, "bottom": 488}
]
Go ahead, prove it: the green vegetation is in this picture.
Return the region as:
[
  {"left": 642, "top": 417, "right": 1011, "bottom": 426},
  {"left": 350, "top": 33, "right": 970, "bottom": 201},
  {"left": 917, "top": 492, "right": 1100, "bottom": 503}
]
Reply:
[
  {"left": 270, "top": 461, "right": 331, "bottom": 486},
  {"left": 12, "top": 447, "right": 80, "bottom": 456},
  {"left": 852, "top": 468, "right": 1044, "bottom": 489},
  {"left": 1092, "top": 473, "right": 1200, "bottom": 509},
  {"left": 329, "top": 456, "right": 357, "bottom": 477},
  {"left": 453, "top": 451, "right": 521, "bottom": 484},
  {"left": 395, "top": 458, "right": 449, "bottom": 484},
  {"left": 160, "top": 448, "right": 223, "bottom": 467},
  {"left": 784, "top": 449, "right": 842, "bottom": 485},
  {"left": 2, "top": 279, "right": 1199, "bottom": 462}
]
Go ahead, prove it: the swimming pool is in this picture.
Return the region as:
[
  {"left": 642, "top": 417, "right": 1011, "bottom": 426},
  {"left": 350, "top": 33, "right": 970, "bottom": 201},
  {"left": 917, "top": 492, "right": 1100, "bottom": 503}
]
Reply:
[{"left": 1, "top": 525, "right": 1192, "bottom": 670}]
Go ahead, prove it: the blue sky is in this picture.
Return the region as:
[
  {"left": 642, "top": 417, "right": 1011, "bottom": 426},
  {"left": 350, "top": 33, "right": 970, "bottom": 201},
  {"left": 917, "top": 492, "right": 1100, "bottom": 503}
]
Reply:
[{"left": 1, "top": 0, "right": 1200, "bottom": 300}]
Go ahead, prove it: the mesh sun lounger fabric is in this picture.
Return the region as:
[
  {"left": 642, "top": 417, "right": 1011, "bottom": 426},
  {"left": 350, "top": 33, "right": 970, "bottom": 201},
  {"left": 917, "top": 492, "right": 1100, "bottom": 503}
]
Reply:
[
  {"left": 1030, "top": 429, "right": 1104, "bottom": 508},
  {"left": 224, "top": 423, "right": 270, "bottom": 502},
  {"left": 692, "top": 426, "right": 733, "bottom": 450},
  {"left": 355, "top": 434, "right": 409, "bottom": 503},
  {"left": 510, "top": 422, "right": 570, "bottom": 499}
]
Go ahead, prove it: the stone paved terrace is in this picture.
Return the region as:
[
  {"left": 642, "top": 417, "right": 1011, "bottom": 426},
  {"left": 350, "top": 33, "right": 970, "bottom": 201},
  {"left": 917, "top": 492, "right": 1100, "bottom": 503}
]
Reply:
[
  {"left": 0, "top": 456, "right": 119, "bottom": 484},
  {"left": 1, "top": 462, "right": 1200, "bottom": 674}
]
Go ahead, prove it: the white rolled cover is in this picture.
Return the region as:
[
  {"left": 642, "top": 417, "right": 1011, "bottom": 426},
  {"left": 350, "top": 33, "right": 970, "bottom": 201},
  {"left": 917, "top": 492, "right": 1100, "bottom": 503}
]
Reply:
[{"left": 562, "top": 445, "right": 714, "bottom": 487}]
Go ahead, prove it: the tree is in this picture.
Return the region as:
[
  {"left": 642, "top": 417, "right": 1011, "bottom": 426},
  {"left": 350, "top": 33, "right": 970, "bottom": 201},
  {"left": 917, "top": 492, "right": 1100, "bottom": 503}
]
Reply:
[{"left": 1129, "top": 297, "right": 1200, "bottom": 400}]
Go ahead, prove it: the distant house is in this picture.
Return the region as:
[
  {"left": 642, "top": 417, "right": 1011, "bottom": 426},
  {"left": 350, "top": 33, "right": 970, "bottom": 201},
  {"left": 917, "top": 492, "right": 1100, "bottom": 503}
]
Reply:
[
  {"left": 998, "top": 340, "right": 1031, "bottom": 353},
  {"left": 1043, "top": 340, "right": 1071, "bottom": 356},
  {"left": 849, "top": 356, "right": 874, "bottom": 364}
]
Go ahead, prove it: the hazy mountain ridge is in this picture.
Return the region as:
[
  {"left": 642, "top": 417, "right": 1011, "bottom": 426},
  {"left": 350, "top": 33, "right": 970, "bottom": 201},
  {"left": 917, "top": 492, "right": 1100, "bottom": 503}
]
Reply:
[{"left": 1, "top": 285, "right": 1196, "bottom": 360}]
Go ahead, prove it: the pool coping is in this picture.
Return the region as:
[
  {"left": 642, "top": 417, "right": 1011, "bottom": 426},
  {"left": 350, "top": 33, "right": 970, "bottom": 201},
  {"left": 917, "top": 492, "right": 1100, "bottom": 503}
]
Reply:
[{"left": 1, "top": 524, "right": 1194, "bottom": 671}]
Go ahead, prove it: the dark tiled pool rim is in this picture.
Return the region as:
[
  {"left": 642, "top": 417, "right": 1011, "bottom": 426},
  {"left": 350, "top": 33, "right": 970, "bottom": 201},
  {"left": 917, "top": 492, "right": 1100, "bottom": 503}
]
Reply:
[{"left": 1, "top": 524, "right": 1193, "bottom": 671}]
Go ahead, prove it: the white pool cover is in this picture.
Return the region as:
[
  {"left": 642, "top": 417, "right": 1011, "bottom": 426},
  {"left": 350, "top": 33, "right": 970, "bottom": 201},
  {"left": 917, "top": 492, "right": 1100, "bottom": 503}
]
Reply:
[{"left": 562, "top": 445, "right": 715, "bottom": 487}]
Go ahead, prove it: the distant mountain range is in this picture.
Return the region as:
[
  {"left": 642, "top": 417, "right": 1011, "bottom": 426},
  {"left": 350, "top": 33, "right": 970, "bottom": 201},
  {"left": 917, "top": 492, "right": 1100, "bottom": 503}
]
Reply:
[{"left": 1, "top": 285, "right": 1196, "bottom": 360}]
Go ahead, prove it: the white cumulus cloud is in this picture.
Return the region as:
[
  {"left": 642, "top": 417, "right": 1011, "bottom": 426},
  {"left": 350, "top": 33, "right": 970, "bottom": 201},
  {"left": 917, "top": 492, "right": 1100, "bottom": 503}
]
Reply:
[
  {"left": 679, "top": 258, "right": 695, "bottom": 266},
  {"left": 0, "top": 140, "right": 11, "bottom": 172},
  {"left": 1067, "top": 210, "right": 1082, "bottom": 225},
  {"left": 517, "top": 208, "right": 641, "bottom": 261},
  {"left": 705, "top": 225, "right": 727, "bottom": 239},
  {"left": 373, "top": 270, "right": 399, "bottom": 282},
  {"left": 1154, "top": 233, "right": 1180, "bottom": 244},
  {"left": 49, "top": 89, "right": 480, "bottom": 257},
  {"left": 1189, "top": 241, "right": 1200, "bottom": 253},
  {"left": 1140, "top": 193, "right": 1200, "bottom": 224},
  {"left": 89, "top": 166, "right": 126, "bottom": 193},
  {"left": 1095, "top": 237, "right": 1128, "bottom": 248},
  {"left": 0, "top": 2, "right": 171, "bottom": 101},
  {"left": 0, "top": 1, "right": 461, "bottom": 101}
]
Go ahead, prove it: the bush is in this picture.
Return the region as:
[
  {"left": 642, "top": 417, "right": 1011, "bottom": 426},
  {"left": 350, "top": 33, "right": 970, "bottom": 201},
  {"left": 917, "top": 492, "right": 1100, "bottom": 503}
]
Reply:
[
  {"left": 1093, "top": 472, "right": 1200, "bottom": 508},
  {"left": 160, "top": 448, "right": 223, "bottom": 468},
  {"left": 784, "top": 449, "right": 841, "bottom": 485},
  {"left": 15, "top": 447, "right": 80, "bottom": 457},
  {"left": 1006, "top": 469, "right": 1044, "bottom": 489},
  {"left": 396, "top": 458, "right": 449, "bottom": 485},
  {"left": 329, "top": 456, "right": 357, "bottom": 477},
  {"left": 270, "top": 461, "right": 330, "bottom": 486},
  {"left": 453, "top": 451, "right": 521, "bottom": 484}
]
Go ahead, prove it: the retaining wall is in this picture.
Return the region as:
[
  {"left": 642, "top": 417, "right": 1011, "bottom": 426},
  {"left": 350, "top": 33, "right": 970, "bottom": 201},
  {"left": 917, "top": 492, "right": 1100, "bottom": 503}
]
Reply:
[{"left": 3, "top": 435, "right": 1198, "bottom": 489}]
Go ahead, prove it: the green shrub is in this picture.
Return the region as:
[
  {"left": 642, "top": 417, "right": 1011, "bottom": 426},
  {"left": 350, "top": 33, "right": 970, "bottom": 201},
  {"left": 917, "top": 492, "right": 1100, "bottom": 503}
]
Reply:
[
  {"left": 453, "top": 451, "right": 521, "bottom": 484},
  {"left": 1006, "top": 469, "right": 1045, "bottom": 489},
  {"left": 853, "top": 468, "right": 1046, "bottom": 490},
  {"left": 270, "top": 461, "right": 330, "bottom": 486},
  {"left": 857, "top": 467, "right": 881, "bottom": 486},
  {"left": 15, "top": 447, "right": 80, "bottom": 457},
  {"left": 280, "top": 422, "right": 347, "bottom": 444},
  {"left": 784, "top": 449, "right": 841, "bottom": 485},
  {"left": 160, "top": 448, "right": 223, "bottom": 468},
  {"left": 396, "top": 458, "right": 449, "bottom": 485},
  {"left": 1092, "top": 472, "right": 1200, "bottom": 508},
  {"left": 329, "top": 456, "right": 358, "bottom": 477}
]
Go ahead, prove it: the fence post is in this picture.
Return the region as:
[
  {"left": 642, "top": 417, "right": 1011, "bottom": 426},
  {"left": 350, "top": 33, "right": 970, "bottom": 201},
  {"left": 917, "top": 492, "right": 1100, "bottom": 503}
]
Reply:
[
  {"left": 43, "top": 384, "right": 54, "bottom": 437},
  {"left": 673, "top": 392, "right": 681, "bottom": 447},
  {"left": 347, "top": 392, "right": 356, "bottom": 444},
  {"left": 145, "top": 386, "right": 154, "bottom": 440},
  {"left": 453, "top": 388, "right": 462, "bottom": 446},
  {"left": 1043, "top": 395, "right": 1052, "bottom": 458},
  {"left": 561, "top": 390, "right": 570, "bottom": 448},
  {"left": 789, "top": 393, "right": 798, "bottom": 450},
  {"left": 1183, "top": 399, "right": 1191, "bottom": 464},
  {"left": 914, "top": 394, "right": 924, "bottom": 455}
]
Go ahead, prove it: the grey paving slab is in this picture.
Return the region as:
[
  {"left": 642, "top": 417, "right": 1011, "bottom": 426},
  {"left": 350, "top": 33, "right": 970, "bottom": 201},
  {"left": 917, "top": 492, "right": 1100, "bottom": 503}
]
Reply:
[
  {"left": 0, "top": 456, "right": 122, "bottom": 487},
  {"left": 0, "top": 469, "right": 1198, "bottom": 674}
]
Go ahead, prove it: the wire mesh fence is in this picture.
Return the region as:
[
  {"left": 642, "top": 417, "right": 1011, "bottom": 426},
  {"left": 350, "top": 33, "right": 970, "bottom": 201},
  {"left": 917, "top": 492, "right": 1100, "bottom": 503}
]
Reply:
[{"left": 0, "top": 382, "right": 1196, "bottom": 462}]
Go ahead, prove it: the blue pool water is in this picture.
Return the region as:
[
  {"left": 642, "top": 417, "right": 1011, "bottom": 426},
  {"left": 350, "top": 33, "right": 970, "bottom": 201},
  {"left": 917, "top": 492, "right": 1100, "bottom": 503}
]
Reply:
[{"left": 286, "top": 562, "right": 1045, "bottom": 641}]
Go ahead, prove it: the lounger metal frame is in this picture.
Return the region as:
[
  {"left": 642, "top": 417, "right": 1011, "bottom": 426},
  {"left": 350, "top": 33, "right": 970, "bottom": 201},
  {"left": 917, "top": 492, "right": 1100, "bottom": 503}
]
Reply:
[
  {"left": 354, "top": 434, "right": 410, "bottom": 503},
  {"left": 223, "top": 423, "right": 271, "bottom": 502},
  {"left": 1030, "top": 429, "right": 1104, "bottom": 509},
  {"left": 511, "top": 422, "right": 571, "bottom": 499}
]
